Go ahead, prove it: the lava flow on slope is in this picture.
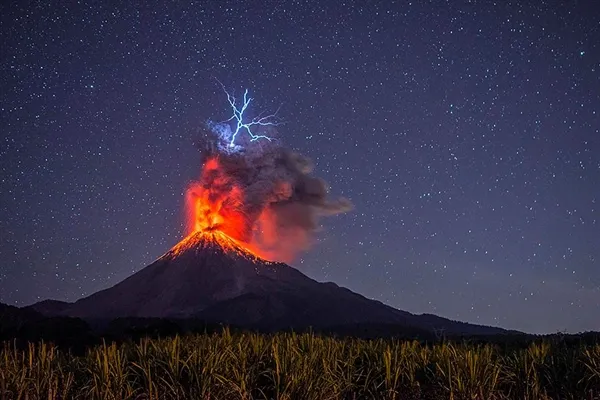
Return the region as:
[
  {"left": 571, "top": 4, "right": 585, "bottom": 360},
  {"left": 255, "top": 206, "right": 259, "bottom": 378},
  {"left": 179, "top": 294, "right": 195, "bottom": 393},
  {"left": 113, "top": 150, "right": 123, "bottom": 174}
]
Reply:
[{"left": 170, "top": 230, "right": 273, "bottom": 265}]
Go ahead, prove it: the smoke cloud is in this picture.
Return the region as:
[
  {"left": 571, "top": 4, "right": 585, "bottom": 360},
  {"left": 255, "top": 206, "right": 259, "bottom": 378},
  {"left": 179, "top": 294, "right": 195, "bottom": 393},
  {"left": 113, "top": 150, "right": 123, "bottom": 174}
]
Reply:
[{"left": 186, "top": 123, "right": 352, "bottom": 263}]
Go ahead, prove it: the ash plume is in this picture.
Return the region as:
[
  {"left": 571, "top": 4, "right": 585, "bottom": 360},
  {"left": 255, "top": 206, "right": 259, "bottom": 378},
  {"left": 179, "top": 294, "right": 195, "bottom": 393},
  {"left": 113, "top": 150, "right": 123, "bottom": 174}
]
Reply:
[{"left": 187, "top": 123, "right": 352, "bottom": 263}]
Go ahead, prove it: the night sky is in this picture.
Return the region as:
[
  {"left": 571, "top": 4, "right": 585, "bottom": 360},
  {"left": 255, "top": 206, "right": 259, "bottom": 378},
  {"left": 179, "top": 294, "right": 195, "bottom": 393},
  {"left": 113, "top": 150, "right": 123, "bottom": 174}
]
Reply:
[{"left": 1, "top": 1, "right": 599, "bottom": 334}]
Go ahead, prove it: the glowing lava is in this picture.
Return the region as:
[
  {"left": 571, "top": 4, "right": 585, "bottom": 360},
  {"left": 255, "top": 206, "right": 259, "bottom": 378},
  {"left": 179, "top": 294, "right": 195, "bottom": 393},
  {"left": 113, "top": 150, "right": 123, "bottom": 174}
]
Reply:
[
  {"left": 170, "top": 230, "right": 273, "bottom": 265},
  {"left": 182, "top": 156, "right": 268, "bottom": 260}
]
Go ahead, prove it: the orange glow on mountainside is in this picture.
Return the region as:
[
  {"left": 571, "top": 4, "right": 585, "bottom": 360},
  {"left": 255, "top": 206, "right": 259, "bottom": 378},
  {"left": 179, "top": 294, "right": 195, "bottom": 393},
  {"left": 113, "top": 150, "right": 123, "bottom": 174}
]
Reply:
[{"left": 170, "top": 230, "right": 275, "bottom": 265}]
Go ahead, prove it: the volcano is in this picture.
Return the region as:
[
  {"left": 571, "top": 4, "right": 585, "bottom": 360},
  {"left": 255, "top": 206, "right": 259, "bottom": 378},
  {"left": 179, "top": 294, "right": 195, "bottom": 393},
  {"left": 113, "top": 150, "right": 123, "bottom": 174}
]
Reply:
[{"left": 29, "top": 231, "right": 509, "bottom": 336}]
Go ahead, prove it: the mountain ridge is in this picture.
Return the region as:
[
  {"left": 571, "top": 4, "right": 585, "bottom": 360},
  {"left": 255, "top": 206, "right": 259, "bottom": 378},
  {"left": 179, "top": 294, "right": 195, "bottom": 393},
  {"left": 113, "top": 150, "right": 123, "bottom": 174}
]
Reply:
[{"left": 25, "top": 231, "right": 512, "bottom": 336}]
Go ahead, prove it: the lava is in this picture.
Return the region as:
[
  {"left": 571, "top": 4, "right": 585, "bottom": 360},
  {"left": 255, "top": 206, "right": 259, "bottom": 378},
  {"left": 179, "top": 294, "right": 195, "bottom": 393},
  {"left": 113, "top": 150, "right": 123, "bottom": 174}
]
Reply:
[
  {"left": 184, "top": 156, "right": 268, "bottom": 260},
  {"left": 171, "top": 230, "right": 273, "bottom": 264}
]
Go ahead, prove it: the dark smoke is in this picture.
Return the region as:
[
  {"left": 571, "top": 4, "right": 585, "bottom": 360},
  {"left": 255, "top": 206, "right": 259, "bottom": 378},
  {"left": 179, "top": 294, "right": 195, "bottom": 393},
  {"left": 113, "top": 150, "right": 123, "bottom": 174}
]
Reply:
[{"left": 190, "top": 124, "right": 353, "bottom": 262}]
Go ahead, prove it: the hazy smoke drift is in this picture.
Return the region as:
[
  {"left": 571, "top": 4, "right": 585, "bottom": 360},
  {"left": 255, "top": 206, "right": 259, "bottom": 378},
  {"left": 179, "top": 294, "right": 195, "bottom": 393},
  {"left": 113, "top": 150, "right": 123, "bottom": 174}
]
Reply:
[{"left": 187, "top": 124, "right": 352, "bottom": 263}]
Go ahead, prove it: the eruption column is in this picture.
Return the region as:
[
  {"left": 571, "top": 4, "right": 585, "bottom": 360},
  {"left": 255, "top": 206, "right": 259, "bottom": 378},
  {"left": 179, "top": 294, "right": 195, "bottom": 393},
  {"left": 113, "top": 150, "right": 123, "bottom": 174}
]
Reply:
[{"left": 184, "top": 85, "right": 352, "bottom": 263}]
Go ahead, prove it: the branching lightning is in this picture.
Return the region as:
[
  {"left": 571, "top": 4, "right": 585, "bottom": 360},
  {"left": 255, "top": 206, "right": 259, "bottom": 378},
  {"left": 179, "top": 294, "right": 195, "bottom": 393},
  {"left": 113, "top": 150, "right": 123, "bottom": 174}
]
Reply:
[{"left": 219, "top": 82, "right": 279, "bottom": 147}]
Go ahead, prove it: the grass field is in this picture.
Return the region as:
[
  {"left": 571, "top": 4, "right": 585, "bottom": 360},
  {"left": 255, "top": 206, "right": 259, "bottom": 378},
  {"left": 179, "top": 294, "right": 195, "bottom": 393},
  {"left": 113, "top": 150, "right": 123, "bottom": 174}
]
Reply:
[{"left": 1, "top": 329, "right": 599, "bottom": 399}]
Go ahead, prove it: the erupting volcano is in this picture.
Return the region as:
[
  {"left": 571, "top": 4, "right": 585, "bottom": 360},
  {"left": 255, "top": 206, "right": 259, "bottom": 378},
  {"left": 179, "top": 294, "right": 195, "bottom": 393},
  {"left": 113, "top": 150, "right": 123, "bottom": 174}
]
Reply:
[
  {"left": 28, "top": 87, "right": 358, "bottom": 322},
  {"left": 27, "top": 86, "right": 508, "bottom": 337}
]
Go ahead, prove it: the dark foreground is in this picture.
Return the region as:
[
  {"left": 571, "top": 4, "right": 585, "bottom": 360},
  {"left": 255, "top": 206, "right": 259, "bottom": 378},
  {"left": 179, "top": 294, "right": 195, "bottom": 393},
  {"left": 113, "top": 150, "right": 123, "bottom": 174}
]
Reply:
[{"left": 1, "top": 329, "right": 599, "bottom": 400}]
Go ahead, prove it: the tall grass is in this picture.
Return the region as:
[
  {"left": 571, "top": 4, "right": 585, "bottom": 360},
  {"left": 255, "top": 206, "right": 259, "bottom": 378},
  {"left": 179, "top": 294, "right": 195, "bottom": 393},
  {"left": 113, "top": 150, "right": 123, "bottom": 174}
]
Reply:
[{"left": 1, "top": 330, "right": 598, "bottom": 399}]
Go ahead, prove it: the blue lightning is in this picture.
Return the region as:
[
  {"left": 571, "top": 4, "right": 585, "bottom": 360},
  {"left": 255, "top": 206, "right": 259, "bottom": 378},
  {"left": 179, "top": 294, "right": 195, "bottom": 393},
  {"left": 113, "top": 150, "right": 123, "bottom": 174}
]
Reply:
[{"left": 219, "top": 83, "right": 279, "bottom": 148}]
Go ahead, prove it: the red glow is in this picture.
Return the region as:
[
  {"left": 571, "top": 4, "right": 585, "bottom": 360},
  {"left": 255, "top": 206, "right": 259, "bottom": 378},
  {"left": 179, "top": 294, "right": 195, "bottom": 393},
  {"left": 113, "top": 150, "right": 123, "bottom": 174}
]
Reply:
[{"left": 184, "top": 156, "right": 268, "bottom": 259}]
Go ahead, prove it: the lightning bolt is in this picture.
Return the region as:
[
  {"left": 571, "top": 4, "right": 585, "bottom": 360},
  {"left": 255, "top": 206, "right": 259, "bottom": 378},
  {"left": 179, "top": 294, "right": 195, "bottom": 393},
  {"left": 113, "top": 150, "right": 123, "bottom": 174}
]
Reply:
[{"left": 219, "top": 83, "right": 279, "bottom": 147}]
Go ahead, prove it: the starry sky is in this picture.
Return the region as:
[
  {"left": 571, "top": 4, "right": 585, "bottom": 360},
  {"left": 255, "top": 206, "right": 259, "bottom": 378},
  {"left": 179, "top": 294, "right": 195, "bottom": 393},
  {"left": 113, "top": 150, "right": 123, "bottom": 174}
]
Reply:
[{"left": 1, "top": 1, "right": 599, "bottom": 334}]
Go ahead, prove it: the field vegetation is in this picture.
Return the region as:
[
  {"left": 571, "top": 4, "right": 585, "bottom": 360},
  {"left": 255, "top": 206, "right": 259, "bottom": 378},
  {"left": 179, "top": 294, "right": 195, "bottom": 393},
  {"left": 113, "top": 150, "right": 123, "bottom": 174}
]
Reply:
[{"left": 1, "top": 329, "right": 599, "bottom": 400}]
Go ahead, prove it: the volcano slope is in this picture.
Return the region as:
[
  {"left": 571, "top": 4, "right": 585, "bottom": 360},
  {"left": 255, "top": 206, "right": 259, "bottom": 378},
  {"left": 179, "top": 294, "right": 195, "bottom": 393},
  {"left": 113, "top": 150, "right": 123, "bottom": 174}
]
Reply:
[{"left": 29, "top": 231, "right": 508, "bottom": 336}]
